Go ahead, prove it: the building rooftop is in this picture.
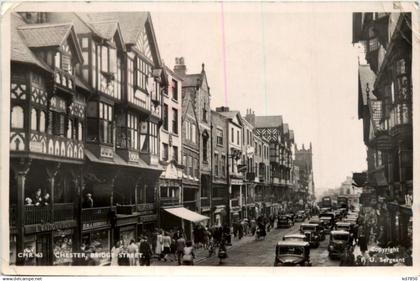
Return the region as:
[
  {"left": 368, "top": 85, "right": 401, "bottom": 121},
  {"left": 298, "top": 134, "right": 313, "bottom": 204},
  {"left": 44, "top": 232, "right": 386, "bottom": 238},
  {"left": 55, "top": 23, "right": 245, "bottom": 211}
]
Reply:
[{"left": 254, "top": 115, "right": 283, "bottom": 128}]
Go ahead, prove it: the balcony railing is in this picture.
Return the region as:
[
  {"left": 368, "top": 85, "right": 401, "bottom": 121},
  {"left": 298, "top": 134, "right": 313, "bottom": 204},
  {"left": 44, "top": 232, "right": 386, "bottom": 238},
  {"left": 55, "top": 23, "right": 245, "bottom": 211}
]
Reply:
[
  {"left": 24, "top": 205, "right": 51, "bottom": 225},
  {"left": 81, "top": 206, "right": 112, "bottom": 222}
]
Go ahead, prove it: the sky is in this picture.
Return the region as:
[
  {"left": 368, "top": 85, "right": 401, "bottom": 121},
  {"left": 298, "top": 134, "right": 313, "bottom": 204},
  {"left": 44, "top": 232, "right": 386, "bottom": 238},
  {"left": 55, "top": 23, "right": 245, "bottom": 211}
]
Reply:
[{"left": 151, "top": 4, "right": 367, "bottom": 197}]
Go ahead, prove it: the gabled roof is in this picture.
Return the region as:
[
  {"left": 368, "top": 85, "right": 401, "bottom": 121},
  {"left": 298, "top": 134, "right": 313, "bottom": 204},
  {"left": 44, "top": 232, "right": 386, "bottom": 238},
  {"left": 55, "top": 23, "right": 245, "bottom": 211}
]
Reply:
[
  {"left": 17, "top": 21, "right": 84, "bottom": 64},
  {"left": 255, "top": 115, "right": 283, "bottom": 128},
  {"left": 78, "top": 12, "right": 161, "bottom": 66},
  {"left": 11, "top": 13, "right": 52, "bottom": 72},
  {"left": 18, "top": 22, "right": 73, "bottom": 47},
  {"left": 218, "top": 111, "right": 243, "bottom": 126}
]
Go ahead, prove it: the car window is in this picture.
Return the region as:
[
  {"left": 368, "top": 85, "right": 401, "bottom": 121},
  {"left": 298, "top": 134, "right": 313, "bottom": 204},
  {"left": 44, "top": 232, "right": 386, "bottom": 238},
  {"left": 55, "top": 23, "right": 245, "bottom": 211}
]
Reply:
[
  {"left": 278, "top": 246, "right": 304, "bottom": 255},
  {"left": 332, "top": 234, "right": 349, "bottom": 241}
]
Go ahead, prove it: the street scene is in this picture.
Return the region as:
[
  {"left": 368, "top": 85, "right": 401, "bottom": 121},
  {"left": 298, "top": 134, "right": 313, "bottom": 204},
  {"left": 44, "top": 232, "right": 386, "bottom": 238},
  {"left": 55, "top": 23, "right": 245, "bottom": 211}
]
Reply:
[{"left": 7, "top": 7, "right": 413, "bottom": 269}]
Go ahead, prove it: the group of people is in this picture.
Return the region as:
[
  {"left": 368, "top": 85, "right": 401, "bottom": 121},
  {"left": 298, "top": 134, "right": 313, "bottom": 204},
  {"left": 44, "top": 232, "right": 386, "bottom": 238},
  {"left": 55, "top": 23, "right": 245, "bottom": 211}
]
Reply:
[
  {"left": 24, "top": 188, "right": 50, "bottom": 206},
  {"left": 109, "top": 236, "right": 153, "bottom": 266},
  {"left": 154, "top": 229, "right": 196, "bottom": 265}
]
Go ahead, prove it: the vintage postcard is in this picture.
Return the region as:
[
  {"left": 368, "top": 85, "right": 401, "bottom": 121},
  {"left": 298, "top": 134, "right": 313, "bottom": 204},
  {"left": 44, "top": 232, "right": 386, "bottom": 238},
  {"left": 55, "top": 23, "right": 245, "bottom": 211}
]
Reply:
[{"left": 0, "top": 0, "right": 418, "bottom": 278}]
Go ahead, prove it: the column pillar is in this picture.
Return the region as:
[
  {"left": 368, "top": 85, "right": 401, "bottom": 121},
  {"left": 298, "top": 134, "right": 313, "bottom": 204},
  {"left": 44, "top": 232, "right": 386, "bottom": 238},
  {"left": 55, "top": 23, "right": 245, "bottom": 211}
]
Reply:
[
  {"left": 14, "top": 158, "right": 32, "bottom": 266},
  {"left": 45, "top": 163, "right": 60, "bottom": 265}
]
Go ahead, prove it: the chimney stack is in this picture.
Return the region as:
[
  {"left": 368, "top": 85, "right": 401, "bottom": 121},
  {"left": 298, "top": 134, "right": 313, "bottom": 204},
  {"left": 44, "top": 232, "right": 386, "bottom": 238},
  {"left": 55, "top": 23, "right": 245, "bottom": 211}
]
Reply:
[
  {"left": 174, "top": 57, "right": 186, "bottom": 77},
  {"left": 245, "top": 108, "right": 256, "bottom": 126},
  {"left": 216, "top": 106, "right": 230, "bottom": 113}
]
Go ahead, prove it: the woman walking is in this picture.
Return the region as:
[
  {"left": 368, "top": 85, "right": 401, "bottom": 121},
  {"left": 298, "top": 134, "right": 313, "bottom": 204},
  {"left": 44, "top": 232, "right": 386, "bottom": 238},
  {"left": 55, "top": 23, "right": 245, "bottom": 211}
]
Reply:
[
  {"left": 162, "top": 231, "right": 173, "bottom": 262},
  {"left": 182, "top": 240, "right": 195, "bottom": 265},
  {"left": 155, "top": 230, "right": 164, "bottom": 260},
  {"left": 110, "top": 241, "right": 121, "bottom": 266}
]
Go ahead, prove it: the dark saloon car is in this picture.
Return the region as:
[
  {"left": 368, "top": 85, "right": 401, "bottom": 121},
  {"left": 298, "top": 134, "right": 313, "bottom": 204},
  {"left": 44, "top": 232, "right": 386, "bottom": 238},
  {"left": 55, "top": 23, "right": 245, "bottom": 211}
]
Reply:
[{"left": 274, "top": 241, "right": 312, "bottom": 266}]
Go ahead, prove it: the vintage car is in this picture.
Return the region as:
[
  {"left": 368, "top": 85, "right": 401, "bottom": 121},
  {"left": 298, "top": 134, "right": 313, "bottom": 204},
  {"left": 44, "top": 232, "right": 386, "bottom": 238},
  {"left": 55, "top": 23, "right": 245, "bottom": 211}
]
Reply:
[
  {"left": 277, "top": 215, "right": 293, "bottom": 228},
  {"left": 295, "top": 211, "right": 306, "bottom": 222},
  {"left": 328, "top": 230, "right": 351, "bottom": 259},
  {"left": 299, "top": 223, "right": 321, "bottom": 248},
  {"left": 283, "top": 233, "right": 308, "bottom": 243},
  {"left": 274, "top": 241, "right": 312, "bottom": 266},
  {"left": 286, "top": 213, "right": 296, "bottom": 223},
  {"left": 319, "top": 216, "right": 333, "bottom": 233},
  {"left": 335, "top": 222, "right": 352, "bottom": 232}
]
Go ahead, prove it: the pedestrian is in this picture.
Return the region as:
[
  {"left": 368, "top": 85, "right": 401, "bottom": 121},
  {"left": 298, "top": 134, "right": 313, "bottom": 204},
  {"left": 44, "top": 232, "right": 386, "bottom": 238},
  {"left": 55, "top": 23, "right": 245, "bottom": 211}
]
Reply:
[
  {"left": 127, "top": 239, "right": 139, "bottom": 266},
  {"left": 155, "top": 230, "right": 163, "bottom": 260},
  {"left": 82, "top": 193, "right": 94, "bottom": 208},
  {"left": 33, "top": 188, "right": 43, "bottom": 206},
  {"left": 139, "top": 236, "right": 152, "bottom": 266},
  {"left": 110, "top": 241, "right": 121, "bottom": 266},
  {"left": 162, "top": 231, "right": 172, "bottom": 262},
  {"left": 182, "top": 240, "right": 195, "bottom": 265},
  {"left": 176, "top": 234, "right": 186, "bottom": 265},
  {"left": 358, "top": 230, "right": 368, "bottom": 254}
]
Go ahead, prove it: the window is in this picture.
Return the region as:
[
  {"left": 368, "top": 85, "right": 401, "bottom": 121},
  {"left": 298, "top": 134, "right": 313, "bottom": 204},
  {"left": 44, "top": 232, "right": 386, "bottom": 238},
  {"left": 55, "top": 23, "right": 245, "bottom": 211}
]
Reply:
[
  {"left": 188, "top": 156, "right": 193, "bottom": 176},
  {"left": 116, "top": 57, "right": 122, "bottom": 99},
  {"left": 77, "top": 121, "right": 83, "bottom": 141},
  {"left": 203, "top": 135, "right": 208, "bottom": 162},
  {"left": 194, "top": 158, "right": 199, "bottom": 178},
  {"left": 186, "top": 121, "right": 191, "bottom": 141},
  {"left": 127, "top": 113, "right": 138, "bottom": 150},
  {"left": 231, "top": 128, "right": 234, "bottom": 143},
  {"left": 237, "top": 130, "right": 240, "bottom": 145},
  {"left": 216, "top": 128, "right": 223, "bottom": 146},
  {"left": 221, "top": 155, "right": 226, "bottom": 177},
  {"left": 183, "top": 155, "right": 187, "bottom": 174},
  {"left": 92, "top": 43, "right": 97, "bottom": 89},
  {"left": 39, "top": 111, "right": 46, "bottom": 133},
  {"left": 191, "top": 123, "right": 196, "bottom": 143},
  {"left": 67, "top": 119, "right": 73, "bottom": 139},
  {"left": 127, "top": 57, "right": 134, "bottom": 99},
  {"left": 11, "top": 106, "right": 24, "bottom": 129},
  {"left": 99, "top": 102, "right": 113, "bottom": 144},
  {"left": 173, "top": 146, "right": 178, "bottom": 162},
  {"left": 163, "top": 104, "right": 168, "bottom": 131},
  {"left": 162, "top": 143, "right": 169, "bottom": 161},
  {"left": 31, "top": 109, "right": 37, "bottom": 131},
  {"left": 172, "top": 79, "right": 178, "bottom": 101},
  {"left": 135, "top": 57, "right": 151, "bottom": 91},
  {"left": 149, "top": 122, "right": 158, "bottom": 154},
  {"left": 214, "top": 153, "right": 219, "bottom": 176},
  {"left": 101, "top": 45, "right": 108, "bottom": 73},
  {"left": 54, "top": 52, "right": 61, "bottom": 69},
  {"left": 172, "top": 108, "right": 178, "bottom": 134}
]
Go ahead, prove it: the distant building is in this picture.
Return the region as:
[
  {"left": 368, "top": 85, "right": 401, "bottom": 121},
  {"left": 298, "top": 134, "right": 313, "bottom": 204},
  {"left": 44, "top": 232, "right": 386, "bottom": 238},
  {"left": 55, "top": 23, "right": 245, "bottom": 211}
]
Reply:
[{"left": 294, "top": 143, "right": 315, "bottom": 201}]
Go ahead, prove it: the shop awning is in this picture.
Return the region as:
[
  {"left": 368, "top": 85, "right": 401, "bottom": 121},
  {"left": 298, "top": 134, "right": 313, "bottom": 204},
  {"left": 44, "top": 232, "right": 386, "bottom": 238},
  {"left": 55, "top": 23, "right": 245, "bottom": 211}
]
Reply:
[{"left": 164, "top": 207, "right": 209, "bottom": 223}]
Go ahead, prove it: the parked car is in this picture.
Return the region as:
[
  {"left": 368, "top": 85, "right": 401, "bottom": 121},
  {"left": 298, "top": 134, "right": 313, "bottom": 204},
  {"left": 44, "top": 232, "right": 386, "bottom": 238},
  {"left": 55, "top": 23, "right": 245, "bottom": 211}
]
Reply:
[
  {"left": 274, "top": 241, "right": 312, "bottom": 266},
  {"left": 277, "top": 215, "right": 293, "bottom": 228},
  {"left": 335, "top": 222, "right": 352, "bottom": 232},
  {"left": 308, "top": 219, "right": 326, "bottom": 240},
  {"left": 328, "top": 230, "right": 351, "bottom": 259}
]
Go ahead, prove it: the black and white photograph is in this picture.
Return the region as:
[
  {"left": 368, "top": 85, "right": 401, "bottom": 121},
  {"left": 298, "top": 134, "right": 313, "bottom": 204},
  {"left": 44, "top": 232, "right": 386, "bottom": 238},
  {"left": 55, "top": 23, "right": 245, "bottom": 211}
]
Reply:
[{"left": 1, "top": 1, "right": 418, "bottom": 277}]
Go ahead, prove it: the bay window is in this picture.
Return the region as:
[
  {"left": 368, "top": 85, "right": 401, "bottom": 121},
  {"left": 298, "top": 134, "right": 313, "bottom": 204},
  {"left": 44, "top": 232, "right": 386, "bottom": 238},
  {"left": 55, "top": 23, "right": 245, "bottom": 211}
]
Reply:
[
  {"left": 149, "top": 122, "right": 158, "bottom": 155},
  {"left": 127, "top": 113, "right": 138, "bottom": 150},
  {"left": 99, "top": 102, "right": 113, "bottom": 144}
]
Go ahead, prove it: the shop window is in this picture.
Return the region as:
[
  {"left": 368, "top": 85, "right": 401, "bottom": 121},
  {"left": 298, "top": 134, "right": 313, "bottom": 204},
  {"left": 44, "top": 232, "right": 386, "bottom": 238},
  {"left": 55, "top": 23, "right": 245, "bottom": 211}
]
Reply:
[{"left": 11, "top": 106, "right": 24, "bottom": 129}]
